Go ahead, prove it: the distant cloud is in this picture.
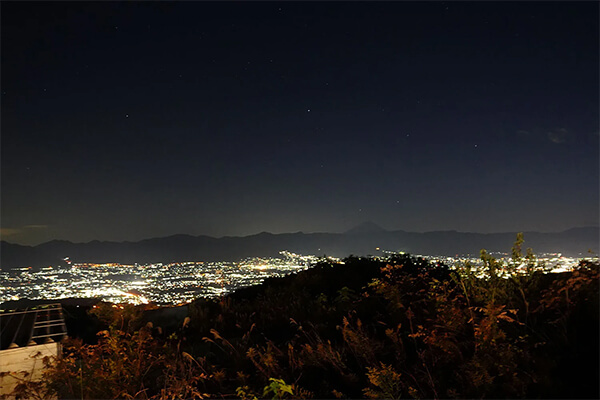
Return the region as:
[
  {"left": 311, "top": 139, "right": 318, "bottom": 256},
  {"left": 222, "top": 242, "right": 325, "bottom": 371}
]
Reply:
[
  {"left": 0, "top": 228, "right": 22, "bottom": 237},
  {"left": 0, "top": 225, "right": 48, "bottom": 239},
  {"left": 547, "top": 127, "right": 568, "bottom": 144},
  {"left": 516, "top": 127, "right": 571, "bottom": 144}
]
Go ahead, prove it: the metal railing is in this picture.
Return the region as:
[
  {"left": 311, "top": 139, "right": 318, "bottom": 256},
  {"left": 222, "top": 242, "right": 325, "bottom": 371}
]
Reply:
[{"left": 1, "top": 303, "right": 67, "bottom": 348}]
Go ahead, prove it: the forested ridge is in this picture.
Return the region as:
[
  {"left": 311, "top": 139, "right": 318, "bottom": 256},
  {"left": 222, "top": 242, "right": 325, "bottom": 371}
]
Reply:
[{"left": 5, "top": 237, "right": 599, "bottom": 399}]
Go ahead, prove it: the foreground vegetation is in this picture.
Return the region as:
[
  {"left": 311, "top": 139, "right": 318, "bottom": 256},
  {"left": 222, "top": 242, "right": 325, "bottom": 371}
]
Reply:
[{"left": 7, "top": 236, "right": 599, "bottom": 399}]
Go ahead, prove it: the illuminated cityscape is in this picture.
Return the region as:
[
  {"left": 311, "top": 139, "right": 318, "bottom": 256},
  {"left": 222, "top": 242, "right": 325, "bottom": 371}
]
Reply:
[
  {"left": 1, "top": 249, "right": 595, "bottom": 306},
  {"left": 415, "top": 252, "right": 597, "bottom": 277},
  {"left": 0, "top": 251, "right": 323, "bottom": 305}
]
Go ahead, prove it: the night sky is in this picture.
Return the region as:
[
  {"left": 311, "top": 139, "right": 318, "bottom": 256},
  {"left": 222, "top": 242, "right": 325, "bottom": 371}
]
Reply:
[{"left": 2, "top": 1, "right": 598, "bottom": 245}]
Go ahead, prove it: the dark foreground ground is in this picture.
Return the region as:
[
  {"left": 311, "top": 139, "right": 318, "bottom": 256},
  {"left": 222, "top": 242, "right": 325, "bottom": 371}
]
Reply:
[{"left": 6, "top": 253, "right": 599, "bottom": 399}]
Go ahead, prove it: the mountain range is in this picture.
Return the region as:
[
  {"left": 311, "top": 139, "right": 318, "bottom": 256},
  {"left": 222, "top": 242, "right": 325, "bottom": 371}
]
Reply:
[{"left": 1, "top": 223, "right": 598, "bottom": 270}]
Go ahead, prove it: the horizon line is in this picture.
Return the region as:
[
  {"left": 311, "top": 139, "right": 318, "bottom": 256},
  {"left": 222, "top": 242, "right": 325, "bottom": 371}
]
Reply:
[{"left": 2, "top": 225, "right": 598, "bottom": 247}]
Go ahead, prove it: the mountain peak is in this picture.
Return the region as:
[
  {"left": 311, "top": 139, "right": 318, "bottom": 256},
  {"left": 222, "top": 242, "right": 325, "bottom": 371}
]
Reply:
[{"left": 345, "top": 221, "right": 387, "bottom": 235}]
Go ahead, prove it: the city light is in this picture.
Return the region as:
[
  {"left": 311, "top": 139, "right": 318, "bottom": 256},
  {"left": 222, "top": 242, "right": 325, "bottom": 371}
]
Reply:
[
  {"left": 0, "top": 251, "right": 323, "bottom": 305},
  {"left": 0, "top": 250, "right": 594, "bottom": 306}
]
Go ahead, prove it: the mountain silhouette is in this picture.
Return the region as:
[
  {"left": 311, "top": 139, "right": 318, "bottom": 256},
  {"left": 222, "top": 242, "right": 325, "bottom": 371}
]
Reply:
[{"left": 1, "top": 225, "right": 598, "bottom": 270}]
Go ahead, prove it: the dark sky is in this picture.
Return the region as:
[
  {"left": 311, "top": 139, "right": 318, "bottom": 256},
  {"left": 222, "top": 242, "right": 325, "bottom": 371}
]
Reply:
[{"left": 2, "top": 1, "right": 598, "bottom": 245}]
